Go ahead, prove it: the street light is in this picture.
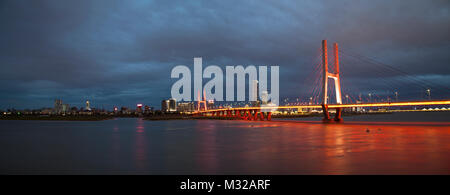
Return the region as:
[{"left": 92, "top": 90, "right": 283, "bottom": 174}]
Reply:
[{"left": 395, "top": 91, "right": 398, "bottom": 102}]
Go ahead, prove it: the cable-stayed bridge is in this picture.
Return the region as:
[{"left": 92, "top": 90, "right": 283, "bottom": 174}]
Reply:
[{"left": 193, "top": 40, "right": 450, "bottom": 122}]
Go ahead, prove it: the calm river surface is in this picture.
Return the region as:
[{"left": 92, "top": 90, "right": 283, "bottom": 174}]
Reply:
[{"left": 0, "top": 112, "right": 449, "bottom": 174}]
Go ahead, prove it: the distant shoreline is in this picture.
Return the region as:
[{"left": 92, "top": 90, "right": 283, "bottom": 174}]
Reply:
[
  {"left": 0, "top": 115, "right": 113, "bottom": 121},
  {"left": 1, "top": 111, "right": 448, "bottom": 121}
]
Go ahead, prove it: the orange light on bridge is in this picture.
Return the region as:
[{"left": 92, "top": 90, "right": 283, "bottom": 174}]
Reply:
[{"left": 194, "top": 100, "right": 450, "bottom": 113}]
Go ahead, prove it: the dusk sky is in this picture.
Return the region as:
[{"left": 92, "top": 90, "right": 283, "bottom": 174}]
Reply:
[{"left": 0, "top": 0, "right": 449, "bottom": 110}]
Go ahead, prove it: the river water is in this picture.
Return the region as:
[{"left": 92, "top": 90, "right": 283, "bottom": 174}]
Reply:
[{"left": 0, "top": 112, "right": 449, "bottom": 174}]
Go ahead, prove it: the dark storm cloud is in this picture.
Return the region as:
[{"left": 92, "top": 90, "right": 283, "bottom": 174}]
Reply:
[{"left": 0, "top": 0, "right": 449, "bottom": 109}]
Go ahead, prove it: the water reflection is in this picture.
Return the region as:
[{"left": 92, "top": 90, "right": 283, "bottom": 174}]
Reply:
[
  {"left": 267, "top": 121, "right": 450, "bottom": 174},
  {"left": 0, "top": 115, "right": 448, "bottom": 174},
  {"left": 112, "top": 123, "right": 121, "bottom": 169},
  {"left": 134, "top": 118, "right": 148, "bottom": 170},
  {"left": 194, "top": 121, "right": 219, "bottom": 174}
]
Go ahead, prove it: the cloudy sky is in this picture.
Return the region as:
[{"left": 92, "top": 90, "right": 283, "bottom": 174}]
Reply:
[{"left": 0, "top": 0, "right": 449, "bottom": 109}]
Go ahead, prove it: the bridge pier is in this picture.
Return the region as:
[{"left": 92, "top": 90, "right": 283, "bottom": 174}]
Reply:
[
  {"left": 197, "top": 109, "right": 272, "bottom": 121},
  {"left": 253, "top": 110, "right": 259, "bottom": 120},
  {"left": 248, "top": 110, "right": 254, "bottom": 121},
  {"left": 246, "top": 110, "right": 250, "bottom": 120},
  {"left": 321, "top": 104, "right": 331, "bottom": 122},
  {"left": 256, "top": 110, "right": 265, "bottom": 121},
  {"left": 334, "top": 108, "right": 343, "bottom": 122},
  {"left": 322, "top": 104, "right": 343, "bottom": 122}
]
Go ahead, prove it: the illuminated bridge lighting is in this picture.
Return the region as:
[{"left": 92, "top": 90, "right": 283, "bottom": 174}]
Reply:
[{"left": 194, "top": 100, "right": 450, "bottom": 114}]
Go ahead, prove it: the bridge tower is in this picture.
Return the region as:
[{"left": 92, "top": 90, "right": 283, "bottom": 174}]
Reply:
[
  {"left": 321, "top": 40, "right": 343, "bottom": 122},
  {"left": 197, "top": 90, "right": 208, "bottom": 111}
]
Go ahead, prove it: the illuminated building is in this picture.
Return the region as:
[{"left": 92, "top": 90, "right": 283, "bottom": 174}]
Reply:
[
  {"left": 144, "top": 105, "right": 153, "bottom": 114},
  {"left": 136, "top": 104, "right": 143, "bottom": 113},
  {"left": 177, "top": 102, "right": 195, "bottom": 113},
  {"left": 54, "top": 99, "right": 70, "bottom": 114},
  {"left": 162, "top": 98, "right": 177, "bottom": 113},
  {"left": 169, "top": 98, "right": 177, "bottom": 112},
  {"left": 120, "top": 106, "right": 130, "bottom": 114},
  {"left": 207, "top": 100, "right": 215, "bottom": 109},
  {"left": 62, "top": 104, "right": 70, "bottom": 114},
  {"left": 161, "top": 100, "right": 170, "bottom": 112},
  {"left": 85, "top": 100, "right": 91, "bottom": 111}
]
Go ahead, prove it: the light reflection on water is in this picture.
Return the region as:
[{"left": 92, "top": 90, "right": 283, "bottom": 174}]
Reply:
[
  {"left": 134, "top": 118, "right": 147, "bottom": 170},
  {"left": 0, "top": 112, "right": 448, "bottom": 174}
]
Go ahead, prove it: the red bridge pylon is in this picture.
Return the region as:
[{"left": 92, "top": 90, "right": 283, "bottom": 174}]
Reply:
[
  {"left": 321, "top": 40, "right": 343, "bottom": 122},
  {"left": 197, "top": 89, "right": 208, "bottom": 111}
]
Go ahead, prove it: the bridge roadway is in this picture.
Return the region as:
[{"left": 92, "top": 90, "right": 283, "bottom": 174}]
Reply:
[{"left": 192, "top": 100, "right": 450, "bottom": 121}]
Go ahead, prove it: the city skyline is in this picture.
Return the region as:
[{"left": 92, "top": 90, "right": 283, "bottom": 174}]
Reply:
[{"left": 1, "top": 0, "right": 449, "bottom": 109}]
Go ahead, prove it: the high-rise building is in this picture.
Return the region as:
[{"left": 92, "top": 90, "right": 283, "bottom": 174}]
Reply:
[
  {"left": 169, "top": 98, "right": 177, "bottom": 112},
  {"left": 54, "top": 99, "right": 70, "bottom": 114},
  {"left": 54, "top": 99, "right": 63, "bottom": 114},
  {"left": 177, "top": 102, "right": 195, "bottom": 113},
  {"left": 162, "top": 98, "right": 177, "bottom": 113},
  {"left": 161, "top": 100, "right": 170, "bottom": 112},
  {"left": 62, "top": 104, "right": 70, "bottom": 113}
]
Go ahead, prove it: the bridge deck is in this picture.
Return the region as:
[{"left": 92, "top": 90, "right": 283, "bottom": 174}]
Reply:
[{"left": 195, "top": 100, "right": 450, "bottom": 113}]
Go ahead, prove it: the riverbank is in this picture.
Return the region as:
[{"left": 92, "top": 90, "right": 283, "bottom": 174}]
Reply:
[
  {"left": 0, "top": 115, "right": 113, "bottom": 121},
  {"left": 1, "top": 110, "right": 446, "bottom": 121}
]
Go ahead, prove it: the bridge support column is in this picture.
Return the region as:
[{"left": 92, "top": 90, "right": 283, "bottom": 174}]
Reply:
[
  {"left": 334, "top": 108, "right": 343, "bottom": 122},
  {"left": 246, "top": 110, "right": 251, "bottom": 120},
  {"left": 227, "top": 110, "right": 232, "bottom": 118},
  {"left": 322, "top": 104, "right": 331, "bottom": 122},
  {"left": 253, "top": 110, "right": 259, "bottom": 120}
]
